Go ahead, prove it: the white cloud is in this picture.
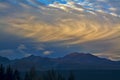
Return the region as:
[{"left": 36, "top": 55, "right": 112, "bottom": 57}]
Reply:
[
  {"left": 36, "top": 47, "right": 45, "bottom": 51},
  {"left": 24, "top": 53, "right": 32, "bottom": 57},
  {"left": 109, "top": 7, "right": 117, "bottom": 11},
  {"left": 18, "top": 44, "right": 27, "bottom": 50},
  {"left": 110, "top": 13, "right": 118, "bottom": 17},
  {"left": 0, "top": 50, "right": 15, "bottom": 56},
  {"left": 0, "top": 3, "right": 9, "bottom": 9},
  {"left": 43, "top": 51, "right": 53, "bottom": 55}
]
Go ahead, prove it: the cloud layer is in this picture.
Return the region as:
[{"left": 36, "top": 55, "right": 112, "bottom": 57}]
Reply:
[{"left": 0, "top": 0, "right": 120, "bottom": 60}]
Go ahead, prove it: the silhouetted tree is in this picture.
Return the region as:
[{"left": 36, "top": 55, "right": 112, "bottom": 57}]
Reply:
[
  {"left": 13, "top": 69, "right": 20, "bottom": 80},
  {"left": 38, "top": 74, "right": 44, "bottom": 80},
  {"left": 0, "top": 64, "right": 5, "bottom": 80},
  {"left": 24, "top": 72, "right": 31, "bottom": 80},
  {"left": 0, "top": 65, "right": 77, "bottom": 80},
  {"left": 5, "top": 65, "right": 14, "bottom": 80},
  {"left": 43, "top": 69, "right": 65, "bottom": 80},
  {"left": 24, "top": 67, "right": 37, "bottom": 80},
  {"left": 68, "top": 72, "right": 75, "bottom": 80},
  {"left": 44, "top": 70, "right": 57, "bottom": 80},
  {"left": 29, "top": 67, "right": 37, "bottom": 80},
  {"left": 57, "top": 73, "right": 65, "bottom": 80}
]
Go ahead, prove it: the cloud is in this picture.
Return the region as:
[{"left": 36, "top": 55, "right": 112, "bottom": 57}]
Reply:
[
  {"left": 0, "top": 49, "right": 23, "bottom": 59},
  {"left": 110, "top": 13, "right": 118, "bottom": 17},
  {"left": 43, "top": 51, "right": 53, "bottom": 55},
  {"left": 109, "top": 7, "right": 117, "bottom": 11},
  {"left": 0, "top": 3, "right": 9, "bottom": 9},
  {"left": 0, "top": 0, "right": 120, "bottom": 60},
  {"left": 94, "top": 51, "right": 120, "bottom": 61},
  {"left": 17, "top": 44, "right": 28, "bottom": 54},
  {"left": 24, "top": 53, "right": 32, "bottom": 57},
  {"left": 0, "top": 44, "right": 32, "bottom": 59},
  {"left": 6, "top": 14, "right": 120, "bottom": 45},
  {"left": 18, "top": 44, "right": 27, "bottom": 51},
  {"left": 49, "top": 1, "right": 84, "bottom": 12},
  {"left": 0, "top": 49, "right": 15, "bottom": 56},
  {"left": 36, "top": 47, "right": 45, "bottom": 51}
]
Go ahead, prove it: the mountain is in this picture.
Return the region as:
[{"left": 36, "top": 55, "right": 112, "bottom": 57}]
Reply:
[
  {"left": 0, "top": 56, "right": 10, "bottom": 64},
  {"left": 1, "top": 52, "right": 120, "bottom": 71},
  {"left": 10, "top": 55, "right": 56, "bottom": 71}
]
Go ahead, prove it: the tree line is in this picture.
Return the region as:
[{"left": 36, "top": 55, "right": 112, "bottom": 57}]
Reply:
[{"left": 0, "top": 64, "right": 75, "bottom": 80}]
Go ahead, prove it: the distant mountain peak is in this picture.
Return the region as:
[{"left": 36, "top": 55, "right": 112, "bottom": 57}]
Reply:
[
  {"left": 1, "top": 52, "right": 120, "bottom": 70},
  {"left": 28, "top": 54, "right": 36, "bottom": 57},
  {"left": 0, "top": 56, "right": 10, "bottom": 64},
  {"left": 62, "top": 52, "right": 110, "bottom": 63},
  {"left": 0, "top": 56, "right": 10, "bottom": 61},
  {"left": 64, "top": 52, "right": 92, "bottom": 58}
]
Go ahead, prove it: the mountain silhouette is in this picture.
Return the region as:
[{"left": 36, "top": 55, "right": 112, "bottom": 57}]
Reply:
[
  {"left": 0, "top": 56, "right": 10, "bottom": 64},
  {"left": 0, "top": 52, "right": 120, "bottom": 71}
]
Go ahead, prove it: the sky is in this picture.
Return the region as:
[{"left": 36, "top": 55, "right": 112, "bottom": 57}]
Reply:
[{"left": 0, "top": 0, "right": 120, "bottom": 60}]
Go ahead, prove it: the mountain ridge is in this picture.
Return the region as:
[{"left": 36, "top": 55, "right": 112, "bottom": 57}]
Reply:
[{"left": 0, "top": 52, "right": 120, "bottom": 71}]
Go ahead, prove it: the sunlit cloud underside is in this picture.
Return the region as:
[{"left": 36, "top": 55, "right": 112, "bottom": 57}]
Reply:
[{"left": 0, "top": 0, "right": 120, "bottom": 60}]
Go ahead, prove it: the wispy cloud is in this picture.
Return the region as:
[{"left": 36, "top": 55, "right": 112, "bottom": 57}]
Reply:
[
  {"left": 6, "top": 14, "right": 120, "bottom": 45},
  {"left": 43, "top": 51, "right": 53, "bottom": 55},
  {"left": 0, "top": 0, "right": 120, "bottom": 60}
]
